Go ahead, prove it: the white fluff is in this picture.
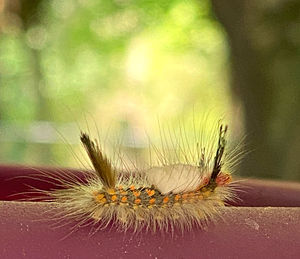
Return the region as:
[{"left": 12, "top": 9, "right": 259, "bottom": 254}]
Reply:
[{"left": 146, "top": 164, "right": 204, "bottom": 194}]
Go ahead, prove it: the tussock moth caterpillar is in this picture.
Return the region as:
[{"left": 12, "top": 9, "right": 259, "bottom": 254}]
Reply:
[{"left": 34, "top": 119, "right": 242, "bottom": 234}]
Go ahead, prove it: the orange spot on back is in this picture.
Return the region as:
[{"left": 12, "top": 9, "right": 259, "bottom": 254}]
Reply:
[
  {"left": 146, "top": 189, "right": 155, "bottom": 197},
  {"left": 111, "top": 195, "right": 117, "bottom": 201},
  {"left": 174, "top": 194, "right": 181, "bottom": 201},
  {"left": 121, "top": 196, "right": 128, "bottom": 203},
  {"left": 130, "top": 185, "right": 135, "bottom": 191},
  {"left": 149, "top": 198, "right": 156, "bottom": 204},
  {"left": 133, "top": 191, "right": 141, "bottom": 197},
  {"left": 163, "top": 197, "right": 169, "bottom": 203},
  {"left": 135, "top": 199, "right": 141, "bottom": 204},
  {"left": 96, "top": 194, "right": 105, "bottom": 201}
]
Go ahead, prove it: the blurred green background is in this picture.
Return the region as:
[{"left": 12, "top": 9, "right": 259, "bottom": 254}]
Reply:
[{"left": 0, "top": 0, "right": 299, "bottom": 181}]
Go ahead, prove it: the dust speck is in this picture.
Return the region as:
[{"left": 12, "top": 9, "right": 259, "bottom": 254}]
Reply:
[{"left": 245, "top": 218, "right": 260, "bottom": 230}]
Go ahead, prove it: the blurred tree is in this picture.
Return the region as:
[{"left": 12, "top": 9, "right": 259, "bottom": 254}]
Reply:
[
  {"left": 1, "top": 0, "right": 230, "bottom": 167},
  {"left": 17, "top": 0, "right": 50, "bottom": 121},
  {"left": 0, "top": 0, "right": 52, "bottom": 163},
  {"left": 211, "top": 0, "right": 300, "bottom": 180}
]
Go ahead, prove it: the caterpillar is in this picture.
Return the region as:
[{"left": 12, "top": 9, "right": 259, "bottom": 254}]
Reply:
[{"left": 36, "top": 120, "right": 241, "bottom": 234}]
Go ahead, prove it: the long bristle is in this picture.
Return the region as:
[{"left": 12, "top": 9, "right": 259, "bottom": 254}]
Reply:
[
  {"left": 210, "top": 124, "right": 227, "bottom": 183},
  {"left": 80, "top": 132, "right": 116, "bottom": 188}
]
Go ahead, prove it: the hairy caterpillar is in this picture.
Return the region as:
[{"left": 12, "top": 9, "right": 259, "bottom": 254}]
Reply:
[{"left": 36, "top": 120, "right": 241, "bottom": 234}]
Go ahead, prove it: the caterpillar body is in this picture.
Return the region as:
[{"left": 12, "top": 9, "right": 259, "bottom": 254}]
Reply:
[{"left": 41, "top": 123, "right": 240, "bottom": 234}]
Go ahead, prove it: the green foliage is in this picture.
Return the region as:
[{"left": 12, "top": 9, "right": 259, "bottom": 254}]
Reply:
[{"left": 0, "top": 0, "right": 231, "bottom": 166}]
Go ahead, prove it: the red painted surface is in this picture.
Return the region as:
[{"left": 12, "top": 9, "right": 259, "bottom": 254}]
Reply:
[{"left": 1, "top": 165, "right": 300, "bottom": 258}]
